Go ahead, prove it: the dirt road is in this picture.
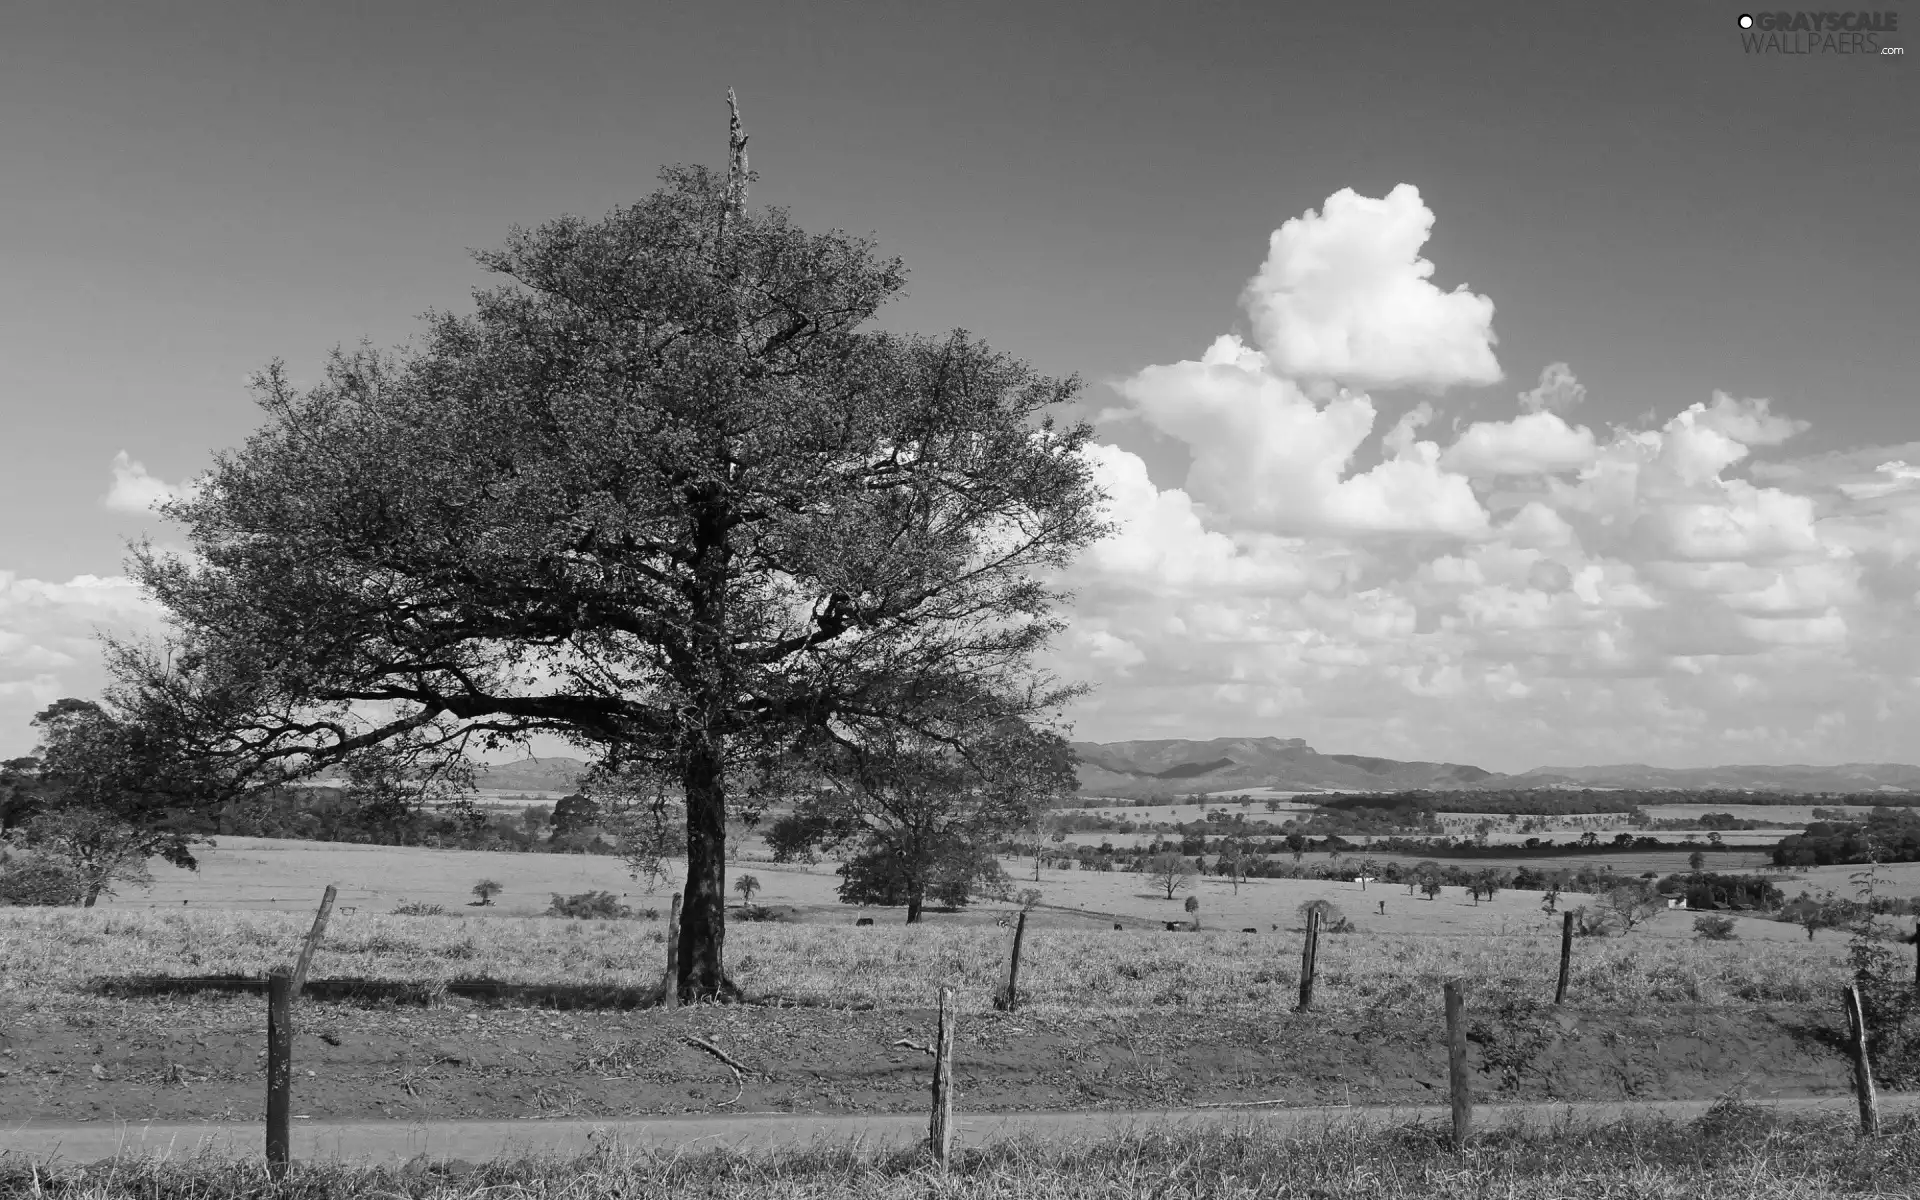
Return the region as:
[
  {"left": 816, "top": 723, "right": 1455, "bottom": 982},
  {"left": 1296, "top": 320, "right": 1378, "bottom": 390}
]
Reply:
[
  {"left": 0, "top": 1000, "right": 1855, "bottom": 1124},
  {"left": 6, "top": 1095, "right": 1911, "bottom": 1167}
]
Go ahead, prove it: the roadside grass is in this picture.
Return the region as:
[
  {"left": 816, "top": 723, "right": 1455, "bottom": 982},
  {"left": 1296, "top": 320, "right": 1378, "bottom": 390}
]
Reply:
[
  {"left": 4, "top": 1106, "right": 1918, "bottom": 1198},
  {"left": 0, "top": 904, "right": 1854, "bottom": 1017}
]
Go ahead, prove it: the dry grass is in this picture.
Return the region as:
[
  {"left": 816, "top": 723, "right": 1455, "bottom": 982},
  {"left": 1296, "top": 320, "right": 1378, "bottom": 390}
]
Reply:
[
  {"left": 0, "top": 903, "right": 1857, "bottom": 1018},
  {"left": 5, "top": 1106, "right": 1920, "bottom": 1198}
]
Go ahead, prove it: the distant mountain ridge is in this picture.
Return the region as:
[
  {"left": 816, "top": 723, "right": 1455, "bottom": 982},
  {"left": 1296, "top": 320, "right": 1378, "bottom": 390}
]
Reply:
[
  {"left": 470, "top": 758, "right": 590, "bottom": 792},
  {"left": 450, "top": 745, "right": 1920, "bottom": 798},
  {"left": 1069, "top": 737, "right": 1496, "bottom": 798},
  {"left": 1068, "top": 738, "right": 1920, "bottom": 798}
]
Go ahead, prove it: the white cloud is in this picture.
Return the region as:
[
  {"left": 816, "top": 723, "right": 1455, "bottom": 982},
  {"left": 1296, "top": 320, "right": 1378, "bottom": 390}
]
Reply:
[
  {"left": 104, "top": 451, "right": 200, "bottom": 514},
  {"left": 0, "top": 572, "right": 164, "bottom": 755},
  {"left": 1441, "top": 411, "right": 1599, "bottom": 477},
  {"left": 1116, "top": 335, "right": 1489, "bottom": 537},
  {"left": 1240, "top": 183, "right": 1502, "bottom": 391},
  {"left": 1047, "top": 182, "right": 1919, "bottom": 771},
  {"left": 1838, "top": 461, "right": 1920, "bottom": 501},
  {"left": 1518, "top": 362, "right": 1586, "bottom": 414}
]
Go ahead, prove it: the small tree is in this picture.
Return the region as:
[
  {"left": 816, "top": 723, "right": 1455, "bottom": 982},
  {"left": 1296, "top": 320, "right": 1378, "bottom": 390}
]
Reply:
[
  {"left": 1782, "top": 891, "right": 1838, "bottom": 942},
  {"left": 735, "top": 873, "right": 762, "bottom": 908},
  {"left": 1604, "top": 882, "right": 1662, "bottom": 933},
  {"left": 1148, "top": 851, "right": 1198, "bottom": 900},
  {"left": 1218, "top": 841, "right": 1245, "bottom": 894},
  {"left": 471, "top": 878, "right": 503, "bottom": 906},
  {"left": 1688, "top": 849, "right": 1706, "bottom": 872},
  {"left": 1421, "top": 879, "right": 1443, "bottom": 901},
  {"left": 1541, "top": 884, "right": 1563, "bottom": 915},
  {"left": 17, "top": 808, "right": 157, "bottom": 908},
  {"left": 549, "top": 793, "right": 603, "bottom": 838}
]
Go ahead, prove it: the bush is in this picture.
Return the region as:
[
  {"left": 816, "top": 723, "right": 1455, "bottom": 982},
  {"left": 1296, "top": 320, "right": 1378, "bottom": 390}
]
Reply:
[
  {"left": 390, "top": 901, "right": 447, "bottom": 916},
  {"left": 0, "top": 855, "right": 83, "bottom": 906},
  {"left": 1572, "top": 905, "right": 1615, "bottom": 937},
  {"left": 471, "top": 878, "right": 503, "bottom": 906},
  {"left": 1693, "top": 914, "right": 1738, "bottom": 940},
  {"left": 547, "top": 890, "right": 630, "bottom": 919},
  {"left": 1298, "top": 899, "right": 1354, "bottom": 933}
]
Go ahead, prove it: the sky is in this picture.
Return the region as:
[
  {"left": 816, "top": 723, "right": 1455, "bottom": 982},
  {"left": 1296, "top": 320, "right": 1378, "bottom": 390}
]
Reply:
[{"left": 0, "top": 0, "right": 1914, "bottom": 771}]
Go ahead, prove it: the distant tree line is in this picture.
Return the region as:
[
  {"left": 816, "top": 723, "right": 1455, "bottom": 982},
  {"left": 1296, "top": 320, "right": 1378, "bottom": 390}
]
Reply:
[{"left": 1771, "top": 808, "right": 1920, "bottom": 867}]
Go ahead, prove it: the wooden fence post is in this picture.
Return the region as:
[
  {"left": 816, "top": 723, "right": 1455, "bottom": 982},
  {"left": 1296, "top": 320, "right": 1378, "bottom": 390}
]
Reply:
[
  {"left": 290, "top": 885, "right": 337, "bottom": 999},
  {"left": 662, "top": 894, "right": 682, "bottom": 1010},
  {"left": 1444, "top": 979, "right": 1471, "bottom": 1149},
  {"left": 1296, "top": 907, "right": 1320, "bottom": 1012},
  {"left": 930, "top": 985, "right": 955, "bottom": 1169},
  {"left": 1845, "top": 984, "right": 1881, "bottom": 1136},
  {"left": 993, "top": 910, "right": 1028, "bottom": 1012},
  {"left": 1912, "top": 921, "right": 1918, "bottom": 996},
  {"left": 266, "top": 968, "right": 293, "bottom": 1180},
  {"left": 1554, "top": 910, "right": 1574, "bottom": 1005}
]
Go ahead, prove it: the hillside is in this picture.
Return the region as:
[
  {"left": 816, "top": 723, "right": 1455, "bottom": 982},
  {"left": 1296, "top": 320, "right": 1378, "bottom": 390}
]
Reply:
[
  {"left": 1067, "top": 738, "right": 1920, "bottom": 798},
  {"left": 1069, "top": 736, "right": 1497, "bottom": 799},
  {"left": 1516, "top": 762, "right": 1920, "bottom": 794},
  {"left": 470, "top": 757, "right": 590, "bottom": 792}
]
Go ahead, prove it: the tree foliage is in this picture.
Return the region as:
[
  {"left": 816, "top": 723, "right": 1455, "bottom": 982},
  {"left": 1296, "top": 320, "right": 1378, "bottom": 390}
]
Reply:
[
  {"left": 1148, "top": 852, "right": 1197, "bottom": 900},
  {"left": 99, "top": 112, "right": 1108, "bottom": 998},
  {"left": 775, "top": 692, "right": 1071, "bottom": 922},
  {"left": 5, "top": 700, "right": 216, "bottom": 905}
]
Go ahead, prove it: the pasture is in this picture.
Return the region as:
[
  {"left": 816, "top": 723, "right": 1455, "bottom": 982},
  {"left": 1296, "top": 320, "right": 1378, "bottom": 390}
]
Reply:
[
  {"left": 90, "top": 836, "right": 1807, "bottom": 939},
  {"left": 1639, "top": 802, "right": 1876, "bottom": 824},
  {"left": 1, "top": 834, "right": 1900, "bottom": 1136}
]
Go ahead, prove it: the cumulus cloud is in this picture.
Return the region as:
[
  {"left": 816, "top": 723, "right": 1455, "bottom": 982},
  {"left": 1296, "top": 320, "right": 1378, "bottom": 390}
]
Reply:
[
  {"left": 1047, "top": 185, "right": 1915, "bottom": 769},
  {"left": 104, "top": 451, "right": 199, "bottom": 514},
  {"left": 1241, "top": 184, "right": 1502, "bottom": 391},
  {"left": 0, "top": 572, "right": 163, "bottom": 755},
  {"left": 1116, "top": 335, "right": 1489, "bottom": 537},
  {"left": 1440, "top": 411, "right": 1598, "bottom": 477},
  {"left": 1838, "top": 461, "right": 1920, "bottom": 501},
  {"left": 1518, "top": 362, "right": 1586, "bottom": 414}
]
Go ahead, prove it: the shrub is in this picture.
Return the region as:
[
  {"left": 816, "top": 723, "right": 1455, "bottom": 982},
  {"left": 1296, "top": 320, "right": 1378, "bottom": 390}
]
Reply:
[
  {"left": 471, "top": 878, "right": 504, "bottom": 906},
  {"left": 390, "top": 901, "right": 446, "bottom": 916},
  {"left": 1693, "top": 914, "right": 1738, "bottom": 940},
  {"left": 547, "top": 890, "right": 630, "bottom": 919},
  {"left": 1298, "top": 899, "right": 1354, "bottom": 933},
  {"left": 1572, "top": 905, "right": 1615, "bottom": 937},
  {"left": 0, "top": 855, "right": 83, "bottom": 906}
]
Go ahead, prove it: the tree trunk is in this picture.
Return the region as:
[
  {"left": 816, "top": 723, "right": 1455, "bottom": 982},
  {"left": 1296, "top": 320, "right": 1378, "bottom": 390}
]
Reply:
[
  {"left": 906, "top": 886, "right": 925, "bottom": 925},
  {"left": 82, "top": 886, "right": 101, "bottom": 908},
  {"left": 678, "top": 736, "right": 730, "bottom": 1001}
]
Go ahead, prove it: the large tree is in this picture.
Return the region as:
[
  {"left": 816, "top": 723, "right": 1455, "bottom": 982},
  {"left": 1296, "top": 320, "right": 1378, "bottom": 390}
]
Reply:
[{"left": 107, "top": 96, "right": 1108, "bottom": 998}]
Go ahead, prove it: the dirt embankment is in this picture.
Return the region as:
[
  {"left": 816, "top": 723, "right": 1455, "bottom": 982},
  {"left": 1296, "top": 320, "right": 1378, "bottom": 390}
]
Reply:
[{"left": 0, "top": 999, "right": 1856, "bottom": 1124}]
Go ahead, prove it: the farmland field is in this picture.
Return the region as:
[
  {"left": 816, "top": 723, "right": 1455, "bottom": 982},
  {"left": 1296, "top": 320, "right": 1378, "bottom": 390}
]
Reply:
[
  {"left": 1638, "top": 803, "right": 1876, "bottom": 824},
  {"left": 0, "top": 835, "right": 1899, "bottom": 1131}
]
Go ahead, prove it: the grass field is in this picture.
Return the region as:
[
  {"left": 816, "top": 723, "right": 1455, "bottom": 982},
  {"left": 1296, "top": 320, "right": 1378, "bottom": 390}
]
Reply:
[
  {"left": 3, "top": 831, "right": 1889, "bottom": 1018},
  {"left": 86, "top": 835, "right": 1811, "bottom": 939},
  {"left": 1, "top": 836, "right": 1907, "bottom": 1141},
  {"left": 8, "top": 1108, "right": 1920, "bottom": 1198}
]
